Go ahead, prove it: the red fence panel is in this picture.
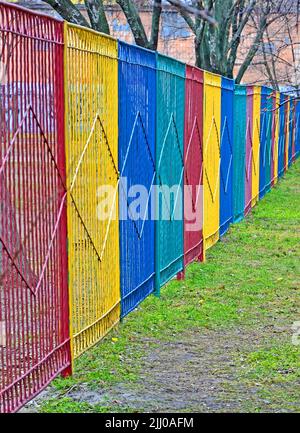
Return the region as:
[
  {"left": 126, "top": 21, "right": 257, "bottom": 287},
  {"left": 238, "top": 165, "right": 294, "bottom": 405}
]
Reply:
[
  {"left": 183, "top": 65, "right": 203, "bottom": 268},
  {"left": 0, "top": 3, "right": 71, "bottom": 412}
]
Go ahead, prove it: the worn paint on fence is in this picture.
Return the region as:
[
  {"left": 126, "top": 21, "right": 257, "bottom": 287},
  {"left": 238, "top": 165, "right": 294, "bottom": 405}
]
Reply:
[
  {"left": 245, "top": 86, "right": 253, "bottom": 216},
  {"left": 251, "top": 86, "right": 261, "bottom": 207},
  {"left": 203, "top": 72, "right": 221, "bottom": 250},
  {"left": 0, "top": 4, "right": 71, "bottom": 413},
  {"left": 118, "top": 42, "right": 156, "bottom": 317},
  {"left": 233, "top": 85, "right": 246, "bottom": 222},
  {"left": 155, "top": 54, "right": 185, "bottom": 290},
  {"left": 220, "top": 77, "right": 234, "bottom": 236},
  {"left": 64, "top": 24, "right": 120, "bottom": 358},
  {"left": 183, "top": 65, "right": 204, "bottom": 266}
]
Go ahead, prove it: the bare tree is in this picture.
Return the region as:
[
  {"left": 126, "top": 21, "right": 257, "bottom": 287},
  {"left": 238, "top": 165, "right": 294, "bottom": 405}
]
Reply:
[
  {"left": 168, "top": 0, "right": 300, "bottom": 82},
  {"left": 257, "top": 12, "right": 300, "bottom": 93},
  {"left": 42, "top": 0, "right": 163, "bottom": 50},
  {"left": 41, "top": 0, "right": 218, "bottom": 50}
]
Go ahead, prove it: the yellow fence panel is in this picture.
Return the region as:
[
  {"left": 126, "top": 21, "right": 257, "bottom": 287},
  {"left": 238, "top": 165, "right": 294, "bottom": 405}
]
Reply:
[
  {"left": 64, "top": 23, "right": 120, "bottom": 359},
  {"left": 251, "top": 86, "right": 261, "bottom": 207},
  {"left": 203, "top": 72, "right": 221, "bottom": 253}
]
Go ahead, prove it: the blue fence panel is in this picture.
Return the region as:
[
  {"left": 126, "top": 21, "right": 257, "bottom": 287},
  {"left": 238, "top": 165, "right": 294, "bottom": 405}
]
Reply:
[
  {"left": 220, "top": 77, "right": 234, "bottom": 236},
  {"left": 233, "top": 85, "right": 246, "bottom": 223},
  {"left": 118, "top": 42, "right": 156, "bottom": 317},
  {"left": 259, "top": 87, "right": 268, "bottom": 199}
]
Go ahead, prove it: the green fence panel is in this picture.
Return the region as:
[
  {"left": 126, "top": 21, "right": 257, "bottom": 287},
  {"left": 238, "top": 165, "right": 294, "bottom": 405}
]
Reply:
[
  {"left": 233, "top": 85, "right": 247, "bottom": 223},
  {"left": 155, "top": 54, "right": 185, "bottom": 291}
]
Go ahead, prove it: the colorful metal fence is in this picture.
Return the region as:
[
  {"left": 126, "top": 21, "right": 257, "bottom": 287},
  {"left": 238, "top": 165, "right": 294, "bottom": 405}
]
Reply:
[
  {"left": 220, "top": 77, "right": 234, "bottom": 236},
  {"left": 0, "top": 4, "right": 71, "bottom": 413},
  {"left": 183, "top": 65, "right": 204, "bottom": 267},
  {"left": 64, "top": 24, "right": 120, "bottom": 358},
  {"left": 118, "top": 42, "right": 156, "bottom": 317},
  {"left": 155, "top": 54, "right": 185, "bottom": 289},
  {"left": 250, "top": 86, "right": 261, "bottom": 208},
  {"left": 233, "top": 85, "right": 246, "bottom": 223},
  {"left": 1, "top": 1, "right": 300, "bottom": 413},
  {"left": 203, "top": 72, "right": 221, "bottom": 251}
]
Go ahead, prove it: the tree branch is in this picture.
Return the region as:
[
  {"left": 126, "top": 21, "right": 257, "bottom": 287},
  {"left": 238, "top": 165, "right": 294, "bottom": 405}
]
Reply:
[
  {"left": 235, "top": 0, "right": 271, "bottom": 83},
  {"left": 150, "top": 0, "right": 162, "bottom": 49},
  {"left": 227, "top": 0, "right": 256, "bottom": 54},
  {"left": 116, "top": 0, "right": 149, "bottom": 47},
  {"left": 42, "top": 0, "right": 90, "bottom": 28},
  {"left": 264, "top": 25, "right": 279, "bottom": 89},
  {"left": 167, "top": 0, "right": 217, "bottom": 27}
]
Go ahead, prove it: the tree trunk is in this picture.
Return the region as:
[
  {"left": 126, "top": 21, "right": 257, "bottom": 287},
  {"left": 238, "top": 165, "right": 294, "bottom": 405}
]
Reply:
[
  {"left": 149, "top": 0, "right": 162, "bottom": 50},
  {"left": 116, "top": 0, "right": 149, "bottom": 48},
  {"left": 84, "top": 0, "right": 110, "bottom": 34},
  {"left": 43, "top": 0, "right": 91, "bottom": 28}
]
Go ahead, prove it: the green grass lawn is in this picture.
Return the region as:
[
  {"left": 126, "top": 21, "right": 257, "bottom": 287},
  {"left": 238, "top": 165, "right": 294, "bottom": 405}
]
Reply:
[{"left": 28, "top": 160, "right": 300, "bottom": 413}]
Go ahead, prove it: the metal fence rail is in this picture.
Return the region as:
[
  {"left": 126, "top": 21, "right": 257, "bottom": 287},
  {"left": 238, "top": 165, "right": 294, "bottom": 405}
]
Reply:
[
  {"left": 0, "top": 3, "right": 71, "bottom": 413},
  {"left": 183, "top": 65, "right": 204, "bottom": 267},
  {"left": 118, "top": 41, "right": 156, "bottom": 317},
  {"left": 220, "top": 77, "right": 234, "bottom": 236},
  {"left": 64, "top": 23, "right": 120, "bottom": 358},
  {"left": 203, "top": 72, "right": 221, "bottom": 250}
]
